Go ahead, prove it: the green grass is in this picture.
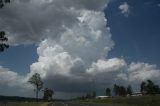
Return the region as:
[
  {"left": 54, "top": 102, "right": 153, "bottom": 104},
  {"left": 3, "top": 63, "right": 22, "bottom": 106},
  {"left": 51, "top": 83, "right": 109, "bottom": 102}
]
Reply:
[
  {"left": 76, "top": 95, "right": 160, "bottom": 106},
  {"left": 0, "top": 102, "right": 49, "bottom": 106}
]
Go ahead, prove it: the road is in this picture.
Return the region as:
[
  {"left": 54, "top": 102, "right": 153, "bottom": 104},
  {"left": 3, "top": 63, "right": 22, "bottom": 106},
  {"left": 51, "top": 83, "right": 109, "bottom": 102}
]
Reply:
[{"left": 48, "top": 102, "right": 111, "bottom": 106}]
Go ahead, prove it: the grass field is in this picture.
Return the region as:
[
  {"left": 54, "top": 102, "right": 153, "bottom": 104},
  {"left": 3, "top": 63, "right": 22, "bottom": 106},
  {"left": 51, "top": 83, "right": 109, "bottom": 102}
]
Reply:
[
  {"left": 1, "top": 95, "right": 160, "bottom": 106},
  {"left": 77, "top": 95, "right": 160, "bottom": 106},
  {"left": 0, "top": 102, "right": 49, "bottom": 106}
]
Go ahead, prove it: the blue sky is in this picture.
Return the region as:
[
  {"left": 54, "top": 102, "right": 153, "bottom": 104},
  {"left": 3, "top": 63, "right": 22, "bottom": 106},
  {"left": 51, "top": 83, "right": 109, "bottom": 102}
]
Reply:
[
  {"left": 106, "top": 0, "right": 160, "bottom": 67},
  {"left": 0, "top": 0, "right": 160, "bottom": 98},
  {"left": 0, "top": 45, "right": 38, "bottom": 75}
]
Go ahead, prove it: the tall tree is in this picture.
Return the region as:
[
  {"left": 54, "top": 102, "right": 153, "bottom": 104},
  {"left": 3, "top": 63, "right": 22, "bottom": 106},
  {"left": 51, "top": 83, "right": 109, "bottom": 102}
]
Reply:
[
  {"left": 106, "top": 88, "right": 111, "bottom": 96},
  {"left": 127, "top": 85, "right": 132, "bottom": 95},
  {"left": 113, "top": 84, "right": 118, "bottom": 96},
  {"left": 141, "top": 81, "right": 147, "bottom": 94},
  {"left": 147, "top": 80, "right": 155, "bottom": 94},
  {"left": 43, "top": 88, "right": 54, "bottom": 101},
  {"left": 113, "top": 84, "right": 127, "bottom": 96},
  {"left": 119, "top": 86, "right": 127, "bottom": 96},
  {"left": 140, "top": 80, "right": 160, "bottom": 95},
  {"left": 28, "top": 73, "right": 43, "bottom": 102},
  {"left": 92, "top": 91, "right": 96, "bottom": 98}
]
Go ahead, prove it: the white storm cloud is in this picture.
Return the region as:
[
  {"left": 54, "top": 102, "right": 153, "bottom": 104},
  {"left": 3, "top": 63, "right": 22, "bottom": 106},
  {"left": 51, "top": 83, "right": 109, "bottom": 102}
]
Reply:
[
  {"left": 0, "top": 0, "right": 110, "bottom": 45},
  {"left": 0, "top": 65, "right": 40, "bottom": 88},
  {"left": 87, "top": 58, "right": 126, "bottom": 74},
  {"left": 0, "top": 66, "right": 34, "bottom": 96},
  {"left": 0, "top": 0, "right": 160, "bottom": 98},
  {"left": 0, "top": 66, "right": 23, "bottom": 87},
  {"left": 128, "top": 62, "right": 160, "bottom": 84},
  {"left": 28, "top": 8, "right": 115, "bottom": 93}
]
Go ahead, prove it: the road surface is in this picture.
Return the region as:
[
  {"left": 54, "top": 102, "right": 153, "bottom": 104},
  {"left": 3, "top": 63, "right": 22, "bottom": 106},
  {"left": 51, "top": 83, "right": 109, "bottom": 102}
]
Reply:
[{"left": 48, "top": 102, "right": 111, "bottom": 106}]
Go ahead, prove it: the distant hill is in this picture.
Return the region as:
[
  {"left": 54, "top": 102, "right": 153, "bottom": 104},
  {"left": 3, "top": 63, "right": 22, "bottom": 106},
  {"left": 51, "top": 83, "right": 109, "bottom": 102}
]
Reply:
[
  {"left": 0, "top": 95, "right": 38, "bottom": 102},
  {"left": 0, "top": 95, "right": 65, "bottom": 102}
]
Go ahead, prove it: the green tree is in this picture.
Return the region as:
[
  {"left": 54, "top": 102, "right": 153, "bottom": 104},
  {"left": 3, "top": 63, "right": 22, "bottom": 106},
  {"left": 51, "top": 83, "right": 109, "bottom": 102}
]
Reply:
[
  {"left": 140, "top": 80, "right": 160, "bottom": 95},
  {"left": 153, "top": 85, "right": 160, "bottom": 94},
  {"left": 43, "top": 88, "right": 54, "bottom": 101},
  {"left": 113, "top": 84, "right": 119, "bottom": 96},
  {"left": 85, "top": 93, "right": 92, "bottom": 99},
  {"left": 141, "top": 81, "right": 147, "bottom": 94},
  {"left": 127, "top": 85, "right": 132, "bottom": 95},
  {"left": 92, "top": 91, "right": 96, "bottom": 98},
  {"left": 146, "top": 80, "right": 155, "bottom": 94},
  {"left": 113, "top": 84, "right": 127, "bottom": 96},
  {"left": 119, "top": 86, "right": 127, "bottom": 96},
  {"left": 146, "top": 80, "right": 160, "bottom": 94},
  {"left": 106, "top": 88, "right": 111, "bottom": 96},
  {"left": 28, "top": 73, "right": 43, "bottom": 102}
]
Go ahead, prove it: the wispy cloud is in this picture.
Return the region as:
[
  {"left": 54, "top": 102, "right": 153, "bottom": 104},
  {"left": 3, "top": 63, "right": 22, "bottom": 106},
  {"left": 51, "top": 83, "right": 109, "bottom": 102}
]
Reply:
[{"left": 119, "top": 2, "right": 130, "bottom": 17}]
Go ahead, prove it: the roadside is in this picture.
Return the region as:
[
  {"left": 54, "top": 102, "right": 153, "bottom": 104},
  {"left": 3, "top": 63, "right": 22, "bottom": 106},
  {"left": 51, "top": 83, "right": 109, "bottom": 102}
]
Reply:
[
  {"left": 41, "top": 102, "right": 50, "bottom": 106},
  {"left": 72, "top": 95, "right": 160, "bottom": 106},
  {"left": 67, "top": 102, "right": 135, "bottom": 106},
  {"left": 0, "top": 102, "right": 49, "bottom": 106}
]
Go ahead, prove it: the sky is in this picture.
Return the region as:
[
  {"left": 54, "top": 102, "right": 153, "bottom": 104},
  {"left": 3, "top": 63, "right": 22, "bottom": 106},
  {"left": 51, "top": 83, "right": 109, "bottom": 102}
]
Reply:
[{"left": 0, "top": 0, "right": 160, "bottom": 99}]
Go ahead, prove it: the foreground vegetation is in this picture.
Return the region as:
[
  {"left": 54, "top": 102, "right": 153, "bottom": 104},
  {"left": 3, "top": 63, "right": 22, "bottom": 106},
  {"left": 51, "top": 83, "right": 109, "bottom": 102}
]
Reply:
[
  {"left": 0, "top": 102, "right": 48, "bottom": 106},
  {"left": 76, "top": 95, "right": 160, "bottom": 106}
]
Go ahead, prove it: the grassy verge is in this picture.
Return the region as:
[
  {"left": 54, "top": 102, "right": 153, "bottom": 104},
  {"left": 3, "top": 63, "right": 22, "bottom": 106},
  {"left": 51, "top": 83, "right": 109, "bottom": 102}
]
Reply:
[
  {"left": 71, "top": 101, "right": 138, "bottom": 106},
  {"left": 40, "top": 102, "right": 50, "bottom": 106},
  {"left": 75, "top": 95, "right": 160, "bottom": 106},
  {"left": 0, "top": 102, "right": 49, "bottom": 106}
]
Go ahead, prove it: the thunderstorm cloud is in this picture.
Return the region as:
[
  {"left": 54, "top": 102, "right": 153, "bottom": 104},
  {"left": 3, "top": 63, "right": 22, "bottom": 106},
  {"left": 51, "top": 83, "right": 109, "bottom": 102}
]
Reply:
[{"left": 0, "top": 0, "right": 160, "bottom": 99}]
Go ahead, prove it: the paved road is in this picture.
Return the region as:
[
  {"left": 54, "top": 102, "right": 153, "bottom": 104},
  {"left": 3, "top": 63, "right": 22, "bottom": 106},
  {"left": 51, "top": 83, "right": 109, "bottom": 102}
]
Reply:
[{"left": 48, "top": 102, "right": 110, "bottom": 106}]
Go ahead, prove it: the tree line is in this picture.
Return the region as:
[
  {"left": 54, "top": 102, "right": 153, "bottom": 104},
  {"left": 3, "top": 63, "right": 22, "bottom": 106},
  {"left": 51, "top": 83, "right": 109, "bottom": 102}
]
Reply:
[
  {"left": 77, "top": 79, "right": 160, "bottom": 100},
  {"left": 106, "top": 80, "right": 160, "bottom": 97},
  {"left": 105, "top": 84, "right": 132, "bottom": 97},
  {"left": 140, "top": 80, "right": 160, "bottom": 95}
]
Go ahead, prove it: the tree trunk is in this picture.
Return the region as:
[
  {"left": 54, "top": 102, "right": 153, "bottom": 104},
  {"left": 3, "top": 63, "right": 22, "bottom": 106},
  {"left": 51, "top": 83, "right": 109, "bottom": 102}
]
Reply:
[{"left": 36, "top": 86, "right": 38, "bottom": 102}]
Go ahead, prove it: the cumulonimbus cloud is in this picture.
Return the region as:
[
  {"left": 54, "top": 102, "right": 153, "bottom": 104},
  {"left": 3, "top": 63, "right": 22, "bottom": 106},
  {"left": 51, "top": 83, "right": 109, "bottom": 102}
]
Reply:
[{"left": 0, "top": 0, "right": 160, "bottom": 98}]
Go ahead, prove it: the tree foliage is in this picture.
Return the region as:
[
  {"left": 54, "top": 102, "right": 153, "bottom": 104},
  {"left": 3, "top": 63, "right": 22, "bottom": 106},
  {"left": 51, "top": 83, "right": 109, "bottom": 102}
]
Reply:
[
  {"left": 43, "top": 88, "right": 54, "bottom": 101},
  {"left": 85, "top": 93, "right": 92, "bottom": 99},
  {"left": 113, "top": 84, "right": 127, "bottom": 96},
  {"left": 106, "top": 88, "right": 111, "bottom": 96},
  {"left": 28, "top": 73, "right": 43, "bottom": 101},
  {"left": 119, "top": 86, "right": 127, "bottom": 96},
  {"left": 0, "top": 0, "right": 10, "bottom": 8},
  {"left": 0, "top": 0, "right": 10, "bottom": 52},
  {"left": 0, "top": 31, "right": 9, "bottom": 52},
  {"left": 141, "top": 80, "right": 160, "bottom": 95},
  {"left": 113, "top": 84, "right": 118, "bottom": 96},
  {"left": 141, "top": 81, "right": 147, "bottom": 94},
  {"left": 92, "top": 91, "right": 96, "bottom": 98},
  {"left": 127, "top": 85, "right": 132, "bottom": 95}
]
